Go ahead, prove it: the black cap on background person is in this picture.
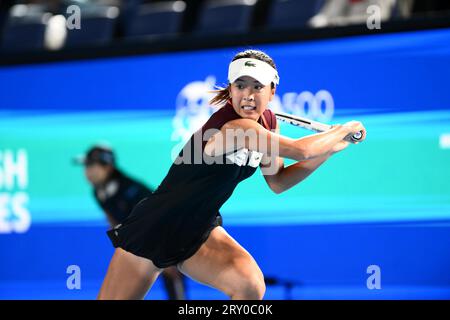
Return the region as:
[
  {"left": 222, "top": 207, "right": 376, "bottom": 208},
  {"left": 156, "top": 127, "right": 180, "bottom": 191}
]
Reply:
[
  {"left": 73, "top": 144, "right": 117, "bottom": 188},
  {"left": 73, "top": 144, "right": 116, "bottom": 167}
]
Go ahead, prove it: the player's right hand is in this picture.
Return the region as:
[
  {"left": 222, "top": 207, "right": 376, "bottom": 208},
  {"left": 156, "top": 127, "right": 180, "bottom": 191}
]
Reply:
[{"left": 342, "top": 120, "right": 366, "bottom": 143}]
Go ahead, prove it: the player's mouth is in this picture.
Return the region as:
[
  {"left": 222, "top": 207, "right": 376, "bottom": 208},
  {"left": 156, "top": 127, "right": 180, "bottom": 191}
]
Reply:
[{"left": 241, "top": 105, "right": 257, "bottom": 111}]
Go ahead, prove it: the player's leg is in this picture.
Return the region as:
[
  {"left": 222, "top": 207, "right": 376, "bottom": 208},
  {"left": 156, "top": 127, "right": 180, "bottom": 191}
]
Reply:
[
  {"left": 177, "top": 226, "right": 265, "bottom": 300},
  {"left": 98, "top": 248, "right": 162, "bottom": 300}
]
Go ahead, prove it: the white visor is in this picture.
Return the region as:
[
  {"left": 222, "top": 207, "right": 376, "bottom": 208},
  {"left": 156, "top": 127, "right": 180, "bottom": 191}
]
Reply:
[{"left": 228, "top": 58, "right": 279, "bottom": 86}]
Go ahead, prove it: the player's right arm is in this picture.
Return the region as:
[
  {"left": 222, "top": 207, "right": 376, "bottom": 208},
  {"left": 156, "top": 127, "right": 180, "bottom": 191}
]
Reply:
[{"left": 204, "top": 118, "right": 365, "bottom": 161}]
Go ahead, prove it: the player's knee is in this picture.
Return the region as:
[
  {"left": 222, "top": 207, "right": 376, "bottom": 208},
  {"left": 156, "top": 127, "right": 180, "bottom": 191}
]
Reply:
[
  {"left": 240, "top": 274, "right": 266, "bottom": 299},
  {"left": 230, "top": 260, "right": 265, "bottom": 299}
]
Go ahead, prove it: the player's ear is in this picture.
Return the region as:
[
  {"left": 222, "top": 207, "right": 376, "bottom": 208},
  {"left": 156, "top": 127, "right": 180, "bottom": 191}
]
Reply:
[{"left": 269, "top": 85, "right": 276, "bottom": 101}]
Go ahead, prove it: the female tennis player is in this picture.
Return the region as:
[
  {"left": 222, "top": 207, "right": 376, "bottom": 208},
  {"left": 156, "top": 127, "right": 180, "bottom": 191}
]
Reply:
[{"left": 98, "top": 49, "right": 366, "bottom": 300}]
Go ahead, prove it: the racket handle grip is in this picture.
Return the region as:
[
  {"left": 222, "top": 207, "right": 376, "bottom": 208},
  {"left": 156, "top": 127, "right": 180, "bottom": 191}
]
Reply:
[
  {"left": 352, "top": 131, "right": 363, "bottom": 141},
  {"left": 344, "top": 131, "right": 363, "bottom": 142}
]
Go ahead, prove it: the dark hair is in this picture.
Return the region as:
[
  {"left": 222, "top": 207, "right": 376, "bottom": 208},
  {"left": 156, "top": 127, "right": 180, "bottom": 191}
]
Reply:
[{"left": 209, "top": 49, "right": 278, "bottom": 106}]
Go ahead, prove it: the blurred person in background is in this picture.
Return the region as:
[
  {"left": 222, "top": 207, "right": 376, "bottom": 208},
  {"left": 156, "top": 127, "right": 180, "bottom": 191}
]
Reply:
[{"left": 74, "top": 144, "right": 186, "bottom": 300}]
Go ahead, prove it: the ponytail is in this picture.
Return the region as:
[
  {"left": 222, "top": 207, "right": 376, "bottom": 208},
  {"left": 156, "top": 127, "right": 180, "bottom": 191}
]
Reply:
[{"left": 209, "top": 85, "right": 230, "bottom": 106}]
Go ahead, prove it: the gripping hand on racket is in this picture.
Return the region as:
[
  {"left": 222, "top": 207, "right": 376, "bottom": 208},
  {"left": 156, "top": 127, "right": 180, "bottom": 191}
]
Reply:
[
  {"left": 342, "top": 121, "right": 367, "bottom": 144},
  {"left": 331, "top": 120, "right": 367, "bottom": 153}
]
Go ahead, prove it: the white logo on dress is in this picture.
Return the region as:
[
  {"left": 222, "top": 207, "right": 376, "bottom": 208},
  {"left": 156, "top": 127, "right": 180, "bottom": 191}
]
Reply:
[{"left": 226, "top": 148, "right": 263, "bottom": 168}]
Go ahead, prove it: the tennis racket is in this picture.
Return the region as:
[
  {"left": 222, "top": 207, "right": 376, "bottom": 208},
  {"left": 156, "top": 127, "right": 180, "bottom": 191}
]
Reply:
[{"left": 274, "top": 111, "right": 363, "bottom": 142}]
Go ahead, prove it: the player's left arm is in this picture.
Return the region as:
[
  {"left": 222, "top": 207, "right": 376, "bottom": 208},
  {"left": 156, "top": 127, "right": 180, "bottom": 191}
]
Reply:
[{"left": 260, "top": 122, "right": 334, "bottom": 194}]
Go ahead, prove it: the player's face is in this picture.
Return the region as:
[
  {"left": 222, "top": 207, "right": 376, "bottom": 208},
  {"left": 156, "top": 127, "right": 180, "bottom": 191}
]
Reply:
[
  {"left": 84, "top": 163, "right": 111, "bottom": 186},
  {"left": 229, "top": 76, "right": 275, "bottom": 121}
]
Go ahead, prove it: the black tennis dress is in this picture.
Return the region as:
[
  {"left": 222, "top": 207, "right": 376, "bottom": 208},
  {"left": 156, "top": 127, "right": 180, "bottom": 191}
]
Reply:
[{"left": 107, "top": 102, "right": 277, "bottom": 268}]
